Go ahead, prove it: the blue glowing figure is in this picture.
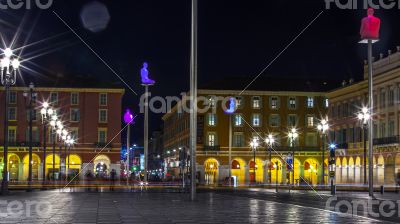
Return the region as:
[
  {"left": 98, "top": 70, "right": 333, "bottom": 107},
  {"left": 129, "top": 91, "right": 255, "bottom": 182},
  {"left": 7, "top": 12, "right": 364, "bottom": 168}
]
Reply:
[
  {"left": 141, "top": 62, "right": 155, "bottom": 85},
  {"left": 224, "top": 97, "right": 236, "bottom": 114}
]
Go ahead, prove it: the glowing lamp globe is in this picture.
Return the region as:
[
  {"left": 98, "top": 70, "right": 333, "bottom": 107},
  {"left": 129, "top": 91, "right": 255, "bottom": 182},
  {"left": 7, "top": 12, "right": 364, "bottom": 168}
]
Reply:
[
  {"left": 124, "top": 109, "right": 134, "bottom": 124},
  {"left": 4, "top": 48, "right": 12, "bottom": 58}
]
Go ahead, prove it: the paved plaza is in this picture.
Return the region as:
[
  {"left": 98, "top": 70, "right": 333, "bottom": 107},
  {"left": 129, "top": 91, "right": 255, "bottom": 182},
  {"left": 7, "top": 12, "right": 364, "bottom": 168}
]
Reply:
[{"left": 0, "top": 189, "right": 389, "bottom": 224}]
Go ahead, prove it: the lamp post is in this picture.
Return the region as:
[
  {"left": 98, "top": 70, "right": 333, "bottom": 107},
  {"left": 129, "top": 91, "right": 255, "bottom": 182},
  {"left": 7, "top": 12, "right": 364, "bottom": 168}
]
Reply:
[
  {"left": 274, "top": 162, "right": 278, "bottom": 193},
  {"left": 358, "top": 107, "right": 370, "bottom": 185},
  {"left": 265, "top": 134, "right": 275, "bottom": 185},
  {"left": 23, "top": 82, "right": 36, "bottom": 191},
  {"left": 329, "top": 143, "right": 336, "bottom": 195},
  {"left": 40, "top": 102, "right": 54, "bottom": 187},
  {"left": 250, "top": 138, "right": 259, "bottom": 185},
  {"left": 65, "top": 137, "right": 74, "bottom": 182},
  {"left": 317, "top": 118, "right": 329, "bottom": 186},
  {"left": 1, "top": 48, "right": 19, "bottom": 194},
  {"left": 288, "top": 128, "right": 298, "bottom": 188},
  {"left": 49, "top": 114, "right": 59, "bottom": 183},
  {"left": 224, "top": 97, "right": 237, "bottom": 186},
  {"left": 124, "top": 109, "right": 134, "bottom": 186}
]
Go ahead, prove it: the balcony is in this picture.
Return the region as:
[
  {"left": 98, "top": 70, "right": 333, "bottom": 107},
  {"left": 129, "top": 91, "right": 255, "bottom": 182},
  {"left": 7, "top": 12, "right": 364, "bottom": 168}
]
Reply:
[
  {"left": 373, "top": 136, "right": 400, "bottom": 145},
  {"left": 336, "top": 142, "right": 348, "bottom": 149},
  {"left": 270, "top": 146, "right": 320, "bottom": 152},
  {"left": 94, "top": 142, "right": 109, "bottom": 148},
  {"left": 5, "top": 141, "right": 41, "bottom": 147},
  {"left": 203, "top": 145, "right": 220, "bottom": 151}
]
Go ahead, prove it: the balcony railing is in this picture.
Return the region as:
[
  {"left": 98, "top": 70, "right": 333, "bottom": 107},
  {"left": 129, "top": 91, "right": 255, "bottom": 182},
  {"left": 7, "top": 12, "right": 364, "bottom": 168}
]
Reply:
[
  {"left": 4, "top": 141, "right": 41, "bottom": 147},
  {"left": 203, "top": 145, "right": 220, "bottom": 151},
  {"left": 269, "top": 146, "right": 320, "bottom": 152},
  {"left": 373, "top": 136, "right": 400, "bottom": 145},
  {"left": 336, "top": 142, "right": 348, "bottom": 149},
  {"left": 94, "top": 142, "right": 109, "bottom": 148}
]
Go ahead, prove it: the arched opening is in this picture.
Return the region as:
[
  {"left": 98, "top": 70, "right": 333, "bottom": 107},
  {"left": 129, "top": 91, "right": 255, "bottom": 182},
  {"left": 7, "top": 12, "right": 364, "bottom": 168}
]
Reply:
[
  {"left": 385, "top": 155, "right": 395, "bottom": 185},
  {"left": 348, "top": 157, "right": 355, "bottom": 184},
  {"left": 9, "top": 154, "right": 20, "bottom": 181},
  {"left": 270, "top": 158, "right": 282, "bottom": 184},
  {"left": 376, "top": 154, "right": 385, "bottom": 185},
  {"left": 231, "top": 158, "right": 245, "bottom": 185},
  {"left": 355, "top": 156, "right": 362, "bottom": 184},
  {"left": 23, "top": 154, "right": 41, "bottom": 181},
  {"left": 66, "top": 154, "right": 82, "bottom": 180},
  {"left": 341, "top": 157, "right": 348, "bottom": 184},
  {"left": 304, "top": 158, "right": 319, "bottom": 185},
  {"left": 289, "top": 159, "right": 300, "bottom": 186},
  {"left": 249, "top": 158, "right": 263, "bottom": 183},
  {"left": 335, "top": 157, "right": 341, "bottom": 183},
  {"left": 324, "top": 159, "right": 328, "bottom": 185},
  {"left": 45, "top": 154, "right": 60, "bottom": 180},
  {"left": 204, "top": 158, "right": 219, "bottom": 185},
  {"left": 93, "top": 155, "right": 111, "bottom": 179}
]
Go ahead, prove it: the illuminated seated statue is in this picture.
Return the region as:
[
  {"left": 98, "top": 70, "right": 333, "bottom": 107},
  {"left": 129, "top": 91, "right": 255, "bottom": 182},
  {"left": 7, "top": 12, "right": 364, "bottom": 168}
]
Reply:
[
  {"left": 224, "top": 97, "right": 236, "bottom": 114},
  {"left": 360, "top": 8, "right": 380, "bottom": 40},
  {"left": 141, "top": 62, "right": 155, "bottom": 85}
]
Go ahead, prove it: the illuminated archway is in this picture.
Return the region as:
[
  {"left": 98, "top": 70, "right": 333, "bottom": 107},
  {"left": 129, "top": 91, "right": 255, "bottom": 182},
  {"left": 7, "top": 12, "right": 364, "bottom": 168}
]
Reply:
[
  {"left": 93, "top": 155, "right": 111, "bottom": 177},
  {"left": 270, "top": 158, "right": 282, "bottom": 184},
  {"left": 376, "top": 154, "right": 385, "bottom": 185},
  {"left": 45, "top": 154, "right": 60, "bottom": 180},
  {"left": 231, "top": 158, "right": 245, "bottom": 185},
  {"left": 23, "top": 154, "right": 41, "bottom": 181},
  {"left": 341, "top": 157, "right": 348, "bottom": 184},
  {"left": 66, "top": 154, "right": 82, "bottom": 180},
  {"left": 355, "top": 156, "right": 362, "bottom": 184},
  {"left": 8, "top": 154, "right": 20, "bottom": 181},
  {"left": 289, "top": 159, "right": 300, "bottom": 186},
  {"left": 336, "top": 157, "right": 341, "bottom": 183},
  {"left": 348, "top": 157, "right": 355, "bottom": 184},
  {"left": 385, "top": 155, "right": 395, "bottom": 185},
  {"left": 204, "top": 158, "right": 219, "bottom": 185},
  {"left": 249, "top": 158, "right": 263, "bottom": 183},
  {"left": 304, "top": 158, "right": 319, "bottom": 185}
]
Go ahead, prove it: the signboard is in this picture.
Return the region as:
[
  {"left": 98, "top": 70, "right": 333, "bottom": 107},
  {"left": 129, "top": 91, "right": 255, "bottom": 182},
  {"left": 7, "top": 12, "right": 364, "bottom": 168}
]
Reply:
[
  {"left": 286, "top": 153, "right": 293, "bottom": 171},
  {"left": 329, "top": 171, "right": 335, "bottom": 178},
  {"left": 140, "top": 154, "right": 145, "bottom": 171}
]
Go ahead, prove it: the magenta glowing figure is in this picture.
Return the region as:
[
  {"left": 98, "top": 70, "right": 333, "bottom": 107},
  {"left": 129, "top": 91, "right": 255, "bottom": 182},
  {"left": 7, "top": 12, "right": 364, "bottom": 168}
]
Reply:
[
  {"left": 224, "top": 97, "right": 237, "bottom": 114},
  {"left": 123, "top": 109, "right": 134, "bottom": 124},
  {"left": 360, "top": 8, "right": 381, "bottom": 40},
  {"left": 141, "top": 62, "right": 155, "bottom": 85}
]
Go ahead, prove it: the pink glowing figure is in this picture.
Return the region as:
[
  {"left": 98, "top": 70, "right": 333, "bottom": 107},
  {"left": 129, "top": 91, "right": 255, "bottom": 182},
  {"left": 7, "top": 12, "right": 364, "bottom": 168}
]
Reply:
[
  {"left": 141, "top": 62, "right": 155, "bottom": 85},
  {"left": 360, "top": 8, "right": 381, "bottom": 40}
]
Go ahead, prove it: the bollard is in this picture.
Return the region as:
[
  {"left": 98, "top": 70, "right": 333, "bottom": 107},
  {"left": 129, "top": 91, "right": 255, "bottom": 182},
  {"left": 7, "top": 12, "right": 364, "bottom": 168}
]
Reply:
[{"left": 380, "top": 185, "right": 384, "bottom": 194}]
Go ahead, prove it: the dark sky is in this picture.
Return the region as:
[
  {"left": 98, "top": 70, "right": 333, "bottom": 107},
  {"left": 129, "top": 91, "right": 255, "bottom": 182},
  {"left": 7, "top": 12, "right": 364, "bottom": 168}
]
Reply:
[{"left": 1, "top": 0, "right": 400, "bottom": 145}]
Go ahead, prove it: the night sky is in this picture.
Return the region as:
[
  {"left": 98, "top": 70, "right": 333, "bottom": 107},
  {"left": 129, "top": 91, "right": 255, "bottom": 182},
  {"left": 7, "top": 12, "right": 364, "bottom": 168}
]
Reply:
[{"left": 1, "top": 0, "right": 400, "bottom": 144}]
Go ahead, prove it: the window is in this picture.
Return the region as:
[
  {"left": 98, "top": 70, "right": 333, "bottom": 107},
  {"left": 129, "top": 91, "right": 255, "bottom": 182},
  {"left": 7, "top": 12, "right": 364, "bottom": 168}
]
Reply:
[
  {"left": 26, "top": 127, "right": 39, "bottom": 142},
  {"left": 288, "top": 114, "right": 297, "bottom": 127},
  {"left": 288, "top": 97, "right": 296, "bottom": 109},
  {"left": 380, "top": 122, "right": 386, "bottom": 138},
  {"left": 207, "top": 132, "right": 217, "bottom": 146},
  {"left": 252, "top": 96, "right": 261, "bottom": 109},
  {"left": 235, "top": 96, "right": 243, "bottom": 108},
  {"left": 71, "top": 92, "right": 79, "bottom": 105},
  {"left": 388, "top": 88, "right": 394, "bottom": 106},
  {"left": 269, "top": 114, "right": 280, "bottom": 127},
  {"left": 8, "top": 92, "right": 17, "bottom": 104},
  {"left": 26, "top": 109, "right": 37, "bottom": 121},
  {"left": 70, "top": 109, "right": 80, "bottom": 122},
  {"left": 8, "top": 127, "right": 16, "bottom": 143},
  {"left": 98, "top": 128, "right": 107, "bottom": 143},
  {"left": 99, "top": 109, "right": 108, "bottom": 123},
  {"left": 233, "top": 132, "right": 245, "bottom": 147},
  {"left": 270, "top": 96, "right": 279, "bottom": 109},
  {"left": 305, "top": 133, "right": 317, "bottom": 147},
  {"left": 252, "top": 114, "right": 261, "bottom": 127},
  {"left": 99, "top": 93, "right": 107, "bottom": 106},
  {"left": 207, "top": 113, "right": 216, "bottom": 126},
  {"left": 389, "top": 120, "right": 395, "bottom": 137},
  {"left": 324, "top": 98, "right": 329, "bottom": 108},
  {"left": 8, "top": 107, "right": 17, "bottom": 121},
  {"left": 50, "top": 92, "right": 58, "bottom": 105},
  {"left": 234, "top": 114, "right": 243, "bottom": 127},
  {"left": 306, "top": 115, "right": 314, "bottom": 127},
  {"left": 380, "top": 90, "right": 386, "bottom": 108},
  {"left": 307, "top": 97, "right": 314, "bottom": 108},
  {"left": 373, "top": 122, "right": 378, "bottom": 138}
]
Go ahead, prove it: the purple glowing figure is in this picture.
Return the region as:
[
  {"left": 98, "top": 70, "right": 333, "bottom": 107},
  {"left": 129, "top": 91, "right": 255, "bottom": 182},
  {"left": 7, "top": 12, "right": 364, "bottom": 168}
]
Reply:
[
  {"left": 141, "top": 62, "right": 155, "bottom": 85},
  {"left": 123, "top": 109, "right": 134, "bottom": 124},
  {"left": 224, "top": 97, "right": 237, "bottom": 114}
]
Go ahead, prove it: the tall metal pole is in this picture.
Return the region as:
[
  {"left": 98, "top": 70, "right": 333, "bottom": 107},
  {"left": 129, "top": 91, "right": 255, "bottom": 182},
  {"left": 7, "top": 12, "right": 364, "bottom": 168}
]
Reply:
[
  {"left": 228, "top": 114, "right": 232, "bottom": 184},
  {"left": 42, "top": 121, "right": 47, "bottom": 187},
  {"left": 253, "top": 149, "right": 256, "bottom": 185},
  {"left": 275, "top": 162, "right": 278, "bottom": 193},
  {"left": 269, "top": 146, "right": 272, "bottom": 185},
  {"left": 368, "top": 39, "right": 374, "bottom": 197},
  {"left": 190, "top": 0, "right": 198, "bottom": 201},
  {"left": 127, "top": 123, "right": 130, "bottom": 185},
  {"left": 1, "top": 84, "right": 10, "bottom": 194},
  {"left": 52, "top": 129, "right": 56, "bottom": 183},
  {"left": 322, "top": 134, "right": 325, "bottom": 186},
  {"left": 28, "top": 85, "right": 33, "bottom": 191},
  {"left": 291, "top": 139, "right": 294, "bottom": 189},
  {"left": 65, "top": 143, "right": 67, "bottom": 182},
  {"left": 363, "top": 126, "right": 367, "bottom": 185},
  {"left": 144, "top": 85, "right": 149, "bottom": 183}
]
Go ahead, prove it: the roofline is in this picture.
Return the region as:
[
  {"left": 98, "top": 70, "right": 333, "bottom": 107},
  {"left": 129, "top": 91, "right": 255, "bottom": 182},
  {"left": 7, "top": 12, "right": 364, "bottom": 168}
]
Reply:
[{"left": 0, "top": 86, "right": 126, "bottom": 94}]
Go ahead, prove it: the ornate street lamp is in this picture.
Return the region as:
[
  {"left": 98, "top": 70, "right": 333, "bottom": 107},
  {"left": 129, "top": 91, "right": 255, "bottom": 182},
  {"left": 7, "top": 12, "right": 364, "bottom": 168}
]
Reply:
[
  {"left": 265, "top": 134, "right": 275, "bottom": 185},
  {"left": 1, "top": 48, "right": 20, "bottom": 194},
  {"left": 40, "top": 102, "right": 54, "bottom": 187},
  {"left": 288, "top": 128, "right": 298, "bottom": 188},
  {"left": 250, "top": 138, "right": 259, "bottom": 185},
  {"left": 123, "top": 109, "right": 134, "bottom": 185},
  {"left": 49, "top": 114, "right": 59, "bottom": 182},
  {"left": 65, "top": 137, "right": 74, "bottom": 182},
  {"left": 317, "top": 118, "right": 329, "bottom": 186},
  {"left": 358, "top": 107, "right": 370, "bottom": 185}
]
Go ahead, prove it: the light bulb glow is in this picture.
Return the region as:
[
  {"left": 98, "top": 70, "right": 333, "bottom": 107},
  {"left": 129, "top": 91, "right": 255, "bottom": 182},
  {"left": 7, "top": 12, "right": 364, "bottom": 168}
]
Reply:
[{"left": 4, "top": 48, "right": 12, "bottom": 57}]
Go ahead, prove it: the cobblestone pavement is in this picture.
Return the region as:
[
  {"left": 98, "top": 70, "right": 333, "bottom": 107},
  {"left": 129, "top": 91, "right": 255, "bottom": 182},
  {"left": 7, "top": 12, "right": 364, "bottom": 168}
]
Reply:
[{"left": 0, "top": 190, "right": 385, "bottom": 223}]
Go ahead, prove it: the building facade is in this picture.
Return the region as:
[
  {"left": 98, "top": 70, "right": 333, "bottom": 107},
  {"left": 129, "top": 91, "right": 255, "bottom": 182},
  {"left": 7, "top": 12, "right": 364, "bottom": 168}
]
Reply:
[
  {"left": 0, "top": 86, "right": 124, "bottom": 182},
  {"left": 327, "top": 47, "right": 400, "bottom": 186},
  {"left": 163, "top": 87, "right": 330, "bottom": 186}
]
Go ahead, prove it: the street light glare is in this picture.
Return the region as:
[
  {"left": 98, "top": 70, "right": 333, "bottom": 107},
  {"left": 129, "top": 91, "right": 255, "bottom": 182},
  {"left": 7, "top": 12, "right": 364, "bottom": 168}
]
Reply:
[
  {"left": 1, "top": 57, "right": 10, "bottom": 68},
  {"left": 362, "top": 107, "right": 368, "bottom": 114},
  {"left": 42, "top": 102, "right": 49, "bottom": 109},
  {"left": 4, "top": 48, "right": 12, "bottom": 58},
  {"left": 11, "top": 59, "right": 20, "bottom": 69}
]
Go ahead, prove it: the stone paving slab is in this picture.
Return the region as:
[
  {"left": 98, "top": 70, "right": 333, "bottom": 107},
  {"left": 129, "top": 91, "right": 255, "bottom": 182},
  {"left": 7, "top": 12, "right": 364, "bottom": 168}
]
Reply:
[{"left": 0, "top": 190, "right": 385, "bottom": 223}]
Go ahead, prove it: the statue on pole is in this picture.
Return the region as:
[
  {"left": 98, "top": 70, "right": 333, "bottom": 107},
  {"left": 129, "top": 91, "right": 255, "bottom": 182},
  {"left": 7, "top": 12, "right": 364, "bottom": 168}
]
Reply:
[
  {"left": 360, "top": 8, "right": 381, "bottom": 40},
  {"left": 141, "top": 62, "right": 155, "bottom": 85}
]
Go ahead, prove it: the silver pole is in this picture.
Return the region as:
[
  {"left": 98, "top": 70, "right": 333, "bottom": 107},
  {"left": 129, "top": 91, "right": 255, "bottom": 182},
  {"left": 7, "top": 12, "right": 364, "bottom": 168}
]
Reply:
[
  {"left": 127, "top": 124, "right": 130, "bottom": 186},
  {"left": 368, "top": 39, "right": 374, "bottom": 197},
  {"left": 144, "top": 85, "right": 149, "bottom": 183},
  {"left": 228, "top": 114, "right": 232, "bottom": 184},
  {"left": 190, "top": 0, "right": 198, "bottom": 201}
]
